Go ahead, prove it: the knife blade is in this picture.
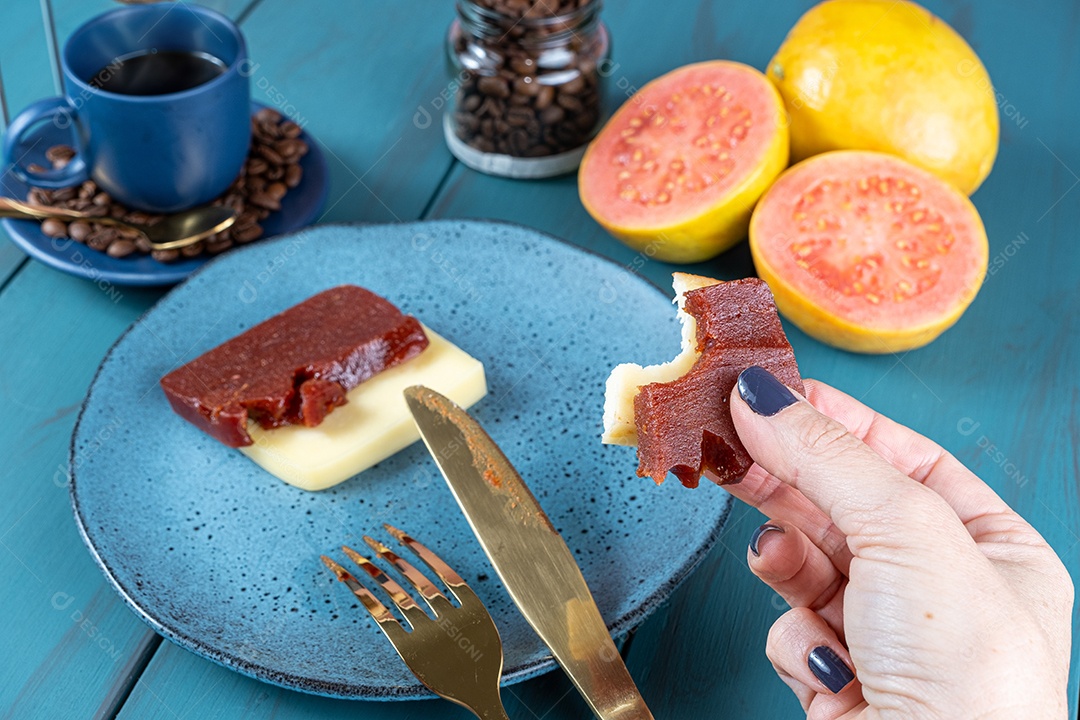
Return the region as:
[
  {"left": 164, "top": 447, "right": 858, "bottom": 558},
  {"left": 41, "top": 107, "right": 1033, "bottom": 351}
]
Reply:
[{"left": 404, "top": 386, "right": 654, "bottom": 720}]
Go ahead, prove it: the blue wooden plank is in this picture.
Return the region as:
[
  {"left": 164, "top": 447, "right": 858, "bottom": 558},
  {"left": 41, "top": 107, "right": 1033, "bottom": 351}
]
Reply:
[
  {"left": 0, "top": 0, "right": 53, "bottom": 285},
  {"left": 0, "top": 3, "right": 292, "bottom": 718},
  {"left": 0, "top": 246, "right": 25, "bottom": 289},
  {"left": 116, "top": 638, "right": 596, "bottom": 720},
  {"left": 0, "top": 262, "right": 163, "bottom": 719},
  {"left": 233, "top": 0, "right": 455, "bottom": 225}
]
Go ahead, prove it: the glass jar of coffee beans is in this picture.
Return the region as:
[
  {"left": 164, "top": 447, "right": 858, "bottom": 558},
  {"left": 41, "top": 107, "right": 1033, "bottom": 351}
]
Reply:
[{"left": 445, "top": 0, "right": 609, "bottom": 178}]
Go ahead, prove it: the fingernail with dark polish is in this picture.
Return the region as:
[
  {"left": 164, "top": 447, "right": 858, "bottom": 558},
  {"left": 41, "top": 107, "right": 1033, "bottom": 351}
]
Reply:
[
  {"left": 738, "top": 366, "right": 798, "bottom": 417},
  {"left": 808, "top": 646, "right": 855, "bottom": 694},
  {"left": 748, "top": 523, "right": 784, "bottom": 557}
]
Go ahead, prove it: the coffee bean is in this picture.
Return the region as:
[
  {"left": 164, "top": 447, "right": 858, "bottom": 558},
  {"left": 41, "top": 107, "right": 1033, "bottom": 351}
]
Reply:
[
  {"left": 455, "top": 112, "right": 480, "bottom": 133},
  {"left": 560, "top": 74, "right": 586, "bottom": 94},
  {"left": 256, "top": 144, "right": 284, "bottom": 165},
  {"left": 540, "top": 105, "right": 565, "bottom": 125},
  {"left": 534, "top": 84, "right": 556, "bottom": 109},
  {"left": 478, "top": 76, "right": 511, "bottom": 98},
  {"left": 513, "top": 77, "right": 541, "bottom": 97},
  {"left": 576, "top": 110, "right": 598, "bottom": 130},
  {"left": 477, "top": 98, "right": 502, "bottom": 118},
  {"left": 246, "top": 158, "right": 269, "bottom": 175},
  {"left": 46, "top": 144, "right": 76, "bottom": 166},
  {"left": 555, "top": 122, "right": 581, "bottom": 144},
  {"left": 41, "top": 219, "right": 68, "bottom": 238},
  {"left": 282, "top": 138, "right": 309, "bottom": 160},
  {"left": 255, "top": 128, "right": 278, "bottom": 144},
  {"left": 275, "top": 139, "right": 298, "bottom": 159},
  {"left": 249, "top": 192, "right": 281, "bottom": 211},
  {"left": 151, "top": 248, "right": 179, "bottom": 263},
  {"left": 68, "top": 221, "right": 92, "bottom": 242},
  {"left": 510, "top": 56, "right": 536, "bottom": 75},
  {"left": 509, "top": 129, "right": 531, "bottom": 155},
  {"left": 205, "top": 234, "right": 233, "bottom": 254},
  {"left": 266, "top": 182, "right": 288, "bottom": 201},
  {"left": 180, "top": 241, "right": 204, "bottom": 258},
  {"left": 107, "top": 239, "right": 136, "bottom": 258},
  {"left": 27, "top": 163, "right": 48, "bottom": 174},
  {"left": 233, "top": 223, "right": 263, "bottom": 243},
  {"left": 525, "top": 117, "right": 542, "bottom": 139},
  {"left": 46, "top": 151, "right": 71, "bottom": 170},
  {"left": 92, "top": 192, "right": 111, "bottom": 206},
  {"left": 280, "top": 121, "right": 302, "bottom": 138},
  {"left": 87, "top": 229, "right": 117, "bottom": 251},
  {"left": 506, "top": 106, "right": 533, "bottom": 127},
  {"left": 233, "top": 211, "right": 257, "bottom": 229},
  {"left": 285, "top": 164, "right": 303, "bottom": 188},
  {"left": 556, "top": 93, "right": 583, "bottom": 113},
  {"left": 255, "top": 107, "right": 282, "bottom": 124}
]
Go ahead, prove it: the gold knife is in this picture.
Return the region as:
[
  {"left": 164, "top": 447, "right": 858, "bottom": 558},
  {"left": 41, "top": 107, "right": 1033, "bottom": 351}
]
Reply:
[{"left": 404, "top": 386, "right": 655, "bottom": 720}]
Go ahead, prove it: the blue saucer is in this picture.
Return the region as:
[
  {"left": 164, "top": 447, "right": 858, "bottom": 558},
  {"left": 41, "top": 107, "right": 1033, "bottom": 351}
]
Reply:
[
  {"left": 70, "top": 221, "right": 732, "bottom": 699},
  {"left": 1, "top": 102, "right": 329, "bottom": 286}
]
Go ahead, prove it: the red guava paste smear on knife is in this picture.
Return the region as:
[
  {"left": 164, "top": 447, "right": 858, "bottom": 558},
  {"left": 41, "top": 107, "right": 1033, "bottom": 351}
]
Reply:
[
  {"left": 634, "top": 279, "right": 803, "bottom": 488},
  {"left": 160, "top": 285, "right": 429, "bottom": 448}
]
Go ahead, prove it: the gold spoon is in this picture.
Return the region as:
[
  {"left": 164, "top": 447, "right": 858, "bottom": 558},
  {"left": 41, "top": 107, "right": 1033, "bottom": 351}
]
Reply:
[{"left": 0, "top": 197, "right": 236, "bottom": 251}]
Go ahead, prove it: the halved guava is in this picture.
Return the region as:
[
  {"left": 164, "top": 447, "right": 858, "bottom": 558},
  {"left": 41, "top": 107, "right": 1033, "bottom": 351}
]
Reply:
[
  {"left": 750, "top": 151, "right": 989, "bottom": 353},
  {"left": 579, "top": 61, "right": 789, "bottom": 263}
]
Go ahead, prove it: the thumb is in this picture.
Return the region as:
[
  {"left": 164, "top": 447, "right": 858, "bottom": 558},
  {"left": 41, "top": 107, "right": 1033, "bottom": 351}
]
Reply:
[{"left": 731, "top": 366, "right": 966, "bottom": 551}]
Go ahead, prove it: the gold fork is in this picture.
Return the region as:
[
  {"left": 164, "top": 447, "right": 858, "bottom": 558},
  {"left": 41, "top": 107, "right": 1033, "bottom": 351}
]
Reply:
[{"left": 320, "top": 524, "right": 510, "bottom": 720}]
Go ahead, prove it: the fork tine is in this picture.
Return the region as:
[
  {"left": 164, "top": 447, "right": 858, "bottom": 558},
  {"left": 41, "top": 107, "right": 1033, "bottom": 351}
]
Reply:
[
  {"left": 341, "top": 545, "right": 430, "bottom": 629},
  {"left": 383, "top": 524, "right": 470, "bottom": 599},
  {"left": 319, "top": 555, "right": 405, "bottom": 638},
  {"left": 324, "top": 536, "right": 509, "bottom": 720},
  {"left": 362, "top": 535, "right": 449, "bottom": 610}
]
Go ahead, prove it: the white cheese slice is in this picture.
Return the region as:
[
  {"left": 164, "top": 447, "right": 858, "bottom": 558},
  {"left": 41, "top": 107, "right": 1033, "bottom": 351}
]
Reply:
[
  {"left": 601, "top": 272, "right": 721, "bottom": 446},
  {"left": 240, "top": 325, "right": 487, "bottom": 491}
]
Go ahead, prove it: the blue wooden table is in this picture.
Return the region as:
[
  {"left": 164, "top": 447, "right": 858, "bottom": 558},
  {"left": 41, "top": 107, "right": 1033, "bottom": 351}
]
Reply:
[{"left": 1, "top": 1, "right": 1077, "bottom": 718}]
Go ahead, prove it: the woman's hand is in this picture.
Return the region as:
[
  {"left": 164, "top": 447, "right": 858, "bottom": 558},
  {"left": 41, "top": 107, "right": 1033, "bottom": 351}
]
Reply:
[{"left": 725, "top": 367, "right": 1074, "bottom": 719}]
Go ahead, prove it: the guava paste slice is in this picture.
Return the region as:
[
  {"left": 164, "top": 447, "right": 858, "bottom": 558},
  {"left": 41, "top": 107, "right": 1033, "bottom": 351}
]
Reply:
[
  {"left": 160, "top": 285, "right": 429, "bottom": 448},
  {"left": 634, "top": 278, "right": 803, "bottom": 487}
]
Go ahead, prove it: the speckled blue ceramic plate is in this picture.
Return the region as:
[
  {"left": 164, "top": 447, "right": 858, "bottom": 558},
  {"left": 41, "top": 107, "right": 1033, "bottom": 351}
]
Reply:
[
  {"left": 70, "top": 221, "right": 732, "bottom": 700},
  {"left": 1, "top": 102, "right": 329, "bottom": 286}
]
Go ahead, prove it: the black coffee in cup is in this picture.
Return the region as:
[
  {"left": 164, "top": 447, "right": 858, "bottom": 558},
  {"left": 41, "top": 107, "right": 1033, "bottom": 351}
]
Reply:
[{"left": 92, "top": 50, "right": 227, "bottom": 96}]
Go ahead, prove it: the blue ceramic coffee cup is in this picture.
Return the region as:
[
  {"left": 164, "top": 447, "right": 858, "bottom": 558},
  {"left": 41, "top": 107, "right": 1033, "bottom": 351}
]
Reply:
[{"left": 1, "top": 4, "right": 250, "bottom": 213}]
